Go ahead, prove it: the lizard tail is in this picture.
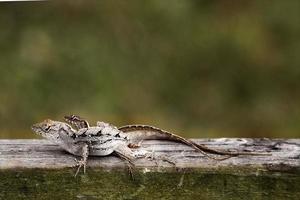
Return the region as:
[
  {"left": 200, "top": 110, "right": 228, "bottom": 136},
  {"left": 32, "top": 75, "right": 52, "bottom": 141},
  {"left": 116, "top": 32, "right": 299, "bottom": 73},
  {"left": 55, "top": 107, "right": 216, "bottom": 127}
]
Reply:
[
  {"left": 119, "top": 125, "right": 270, "bottom": 157},
  {"left": 119, "top": 125, "right": 237, "bottom": 159}
]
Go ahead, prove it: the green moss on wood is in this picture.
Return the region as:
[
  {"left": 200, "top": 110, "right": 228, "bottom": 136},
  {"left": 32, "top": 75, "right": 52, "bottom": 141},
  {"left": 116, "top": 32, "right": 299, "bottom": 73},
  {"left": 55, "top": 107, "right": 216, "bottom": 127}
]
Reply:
[{"left": 0, "top": 168, "right": 299, "bottom": 200}]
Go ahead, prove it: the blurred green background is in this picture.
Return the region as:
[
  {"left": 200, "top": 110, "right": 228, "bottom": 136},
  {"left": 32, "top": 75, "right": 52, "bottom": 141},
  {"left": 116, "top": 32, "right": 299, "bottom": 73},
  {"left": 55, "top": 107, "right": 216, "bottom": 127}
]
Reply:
[{"left": 0, "top": 0, "right": 299, "bottom": 139}]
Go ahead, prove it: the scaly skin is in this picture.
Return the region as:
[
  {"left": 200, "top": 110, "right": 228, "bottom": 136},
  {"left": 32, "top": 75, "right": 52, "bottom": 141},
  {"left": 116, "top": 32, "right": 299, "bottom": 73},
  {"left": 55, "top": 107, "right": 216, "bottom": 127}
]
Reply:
[
  {"left": 118, "top": 125, "right": 269, "bottom": 156},
  {"left": 64, "top": 115, "right": 231, "bottom": 160},
  {"left": 64, "top": 115, "right": 90, "bottom": 130},
  {"left": 32, "top": 119, "right": 135, "bottom": 176},
  {"left": 32, "top": 116, "right": 270, "bottom": 176},
  {"left": 64, "top": 115, "right": 270, "bottom": 157}
]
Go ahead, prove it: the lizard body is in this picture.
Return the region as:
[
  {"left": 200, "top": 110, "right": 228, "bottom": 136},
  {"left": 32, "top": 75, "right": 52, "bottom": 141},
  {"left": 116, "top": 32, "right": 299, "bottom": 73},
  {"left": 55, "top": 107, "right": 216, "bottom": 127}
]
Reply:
[
  {"left": 65, "top": 115, "right": 267, "bottom": 156},
  {"left": 32, "top": 116, "right": 270, "bottom": 176},
  {"left": 32, "top": 119, "right": 135, "bottom": 176},
  {"left": 64, "top": 116, "right": 232, "bottom": 159}
]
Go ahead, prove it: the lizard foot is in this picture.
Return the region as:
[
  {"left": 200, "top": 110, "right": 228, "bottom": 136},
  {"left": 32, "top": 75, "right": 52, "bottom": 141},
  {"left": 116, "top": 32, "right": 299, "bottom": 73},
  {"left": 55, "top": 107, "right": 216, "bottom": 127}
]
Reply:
[
  {"left": 73, "top": 158, "right": 87, "bottom": 177},
  {"left": 127, "top": 163, "right": 135, "bottom": 180},
  {"left": 128, "top": 140, "right": 144, "bottom": 148}
]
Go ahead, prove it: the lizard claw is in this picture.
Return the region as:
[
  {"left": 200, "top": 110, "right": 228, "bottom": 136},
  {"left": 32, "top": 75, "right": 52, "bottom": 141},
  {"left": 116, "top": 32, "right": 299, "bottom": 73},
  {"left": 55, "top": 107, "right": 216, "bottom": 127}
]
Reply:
[{"left": 74, "top": 158, "right": 87, "bottom": 177}]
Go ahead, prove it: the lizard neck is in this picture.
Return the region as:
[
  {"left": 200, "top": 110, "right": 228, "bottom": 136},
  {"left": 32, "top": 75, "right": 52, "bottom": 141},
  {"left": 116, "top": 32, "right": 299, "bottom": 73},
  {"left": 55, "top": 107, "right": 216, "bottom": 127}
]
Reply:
[
  {"left": 50, "top": 123, "right": 77, "bottom": 147},
  {"left": 58, "top": 123, "right": 77, "bottom": 138}
]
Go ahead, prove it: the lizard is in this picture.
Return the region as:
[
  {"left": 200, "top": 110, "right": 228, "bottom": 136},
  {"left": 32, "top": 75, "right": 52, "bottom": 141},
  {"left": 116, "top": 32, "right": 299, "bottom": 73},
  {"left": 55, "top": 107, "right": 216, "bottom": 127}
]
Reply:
[{"left": 32, "top": 116, "right": 270, "bottom": 176}]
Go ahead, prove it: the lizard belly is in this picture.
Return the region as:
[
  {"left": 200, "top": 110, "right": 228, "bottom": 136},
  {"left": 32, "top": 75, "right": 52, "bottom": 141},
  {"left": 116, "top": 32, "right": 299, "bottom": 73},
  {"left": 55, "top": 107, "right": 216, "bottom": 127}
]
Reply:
[
  {"left": 89, "top": 140, "right": 127, "bottom": 156},
  {"left": 89, "top": 147, "right": 115, "bottom": 156}
]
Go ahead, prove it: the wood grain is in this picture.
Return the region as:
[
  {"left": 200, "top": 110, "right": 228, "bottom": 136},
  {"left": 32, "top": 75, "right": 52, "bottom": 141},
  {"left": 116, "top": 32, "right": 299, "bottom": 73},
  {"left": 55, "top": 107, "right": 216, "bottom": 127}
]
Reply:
[{"left": 0, "top": 139, "right": 299, "bottom": 174}]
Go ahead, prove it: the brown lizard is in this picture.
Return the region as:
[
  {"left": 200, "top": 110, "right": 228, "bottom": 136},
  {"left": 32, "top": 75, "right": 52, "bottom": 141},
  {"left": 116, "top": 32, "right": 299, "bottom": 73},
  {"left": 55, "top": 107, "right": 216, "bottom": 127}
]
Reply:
[{"left": 31, "top": 115, "right": 270, "bottom": 176}]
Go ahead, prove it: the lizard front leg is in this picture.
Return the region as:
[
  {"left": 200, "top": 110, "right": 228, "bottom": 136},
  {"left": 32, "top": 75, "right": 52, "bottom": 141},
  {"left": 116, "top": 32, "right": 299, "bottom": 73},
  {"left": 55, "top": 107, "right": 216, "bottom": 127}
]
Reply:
[{"left": 74, "top": 143, "right": 89, "bottom": 177}]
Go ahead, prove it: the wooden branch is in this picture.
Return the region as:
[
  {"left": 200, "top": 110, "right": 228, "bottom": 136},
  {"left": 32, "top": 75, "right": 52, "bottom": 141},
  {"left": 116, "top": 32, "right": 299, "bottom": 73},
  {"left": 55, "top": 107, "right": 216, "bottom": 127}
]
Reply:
[{"left": 0, "top": 139, "right": 299, "bottom": 174}]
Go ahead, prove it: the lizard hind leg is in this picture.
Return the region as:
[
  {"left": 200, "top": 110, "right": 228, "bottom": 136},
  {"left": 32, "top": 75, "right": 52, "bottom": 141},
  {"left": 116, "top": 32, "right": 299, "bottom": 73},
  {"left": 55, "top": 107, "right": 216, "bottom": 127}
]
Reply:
[{"left": 114, "top": 151, "right": 135, "bottom": 179}]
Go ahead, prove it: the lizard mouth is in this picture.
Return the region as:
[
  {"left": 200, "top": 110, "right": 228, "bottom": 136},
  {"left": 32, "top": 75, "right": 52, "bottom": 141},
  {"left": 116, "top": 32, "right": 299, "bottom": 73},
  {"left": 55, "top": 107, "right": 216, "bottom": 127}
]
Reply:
[{"left": 31, "top": 124, "right": 38, "bottom": 131}]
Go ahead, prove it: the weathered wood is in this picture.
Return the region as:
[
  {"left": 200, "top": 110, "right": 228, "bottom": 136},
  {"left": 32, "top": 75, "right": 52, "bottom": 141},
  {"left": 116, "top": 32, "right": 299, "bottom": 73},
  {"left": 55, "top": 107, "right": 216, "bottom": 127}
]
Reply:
[
  {"left": 0, "top": 138, "right": 299, "bottom": 174},
  {"left": 0, "top": 139, "right": 299, "bottom": 199}
]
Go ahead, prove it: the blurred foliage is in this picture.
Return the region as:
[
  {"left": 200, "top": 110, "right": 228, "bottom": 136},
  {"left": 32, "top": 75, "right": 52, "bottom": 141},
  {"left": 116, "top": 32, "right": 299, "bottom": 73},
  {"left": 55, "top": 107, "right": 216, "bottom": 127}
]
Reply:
[{"left": 0, "top": 0, "right": 299, "bottom": 138}]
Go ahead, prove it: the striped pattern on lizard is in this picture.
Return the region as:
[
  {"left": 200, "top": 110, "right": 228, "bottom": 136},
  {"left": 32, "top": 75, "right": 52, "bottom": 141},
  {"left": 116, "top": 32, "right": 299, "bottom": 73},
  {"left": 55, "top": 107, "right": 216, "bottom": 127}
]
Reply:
[{"left": 31, "top": 115, "right": 270, "bottom": 176}]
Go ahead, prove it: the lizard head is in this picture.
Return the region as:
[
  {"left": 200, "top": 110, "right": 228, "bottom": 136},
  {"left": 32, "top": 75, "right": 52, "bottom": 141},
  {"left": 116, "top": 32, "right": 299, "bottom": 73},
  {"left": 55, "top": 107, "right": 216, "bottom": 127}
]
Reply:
[{"left": 31, "top": 119, "right": 62, "bottom": 141}]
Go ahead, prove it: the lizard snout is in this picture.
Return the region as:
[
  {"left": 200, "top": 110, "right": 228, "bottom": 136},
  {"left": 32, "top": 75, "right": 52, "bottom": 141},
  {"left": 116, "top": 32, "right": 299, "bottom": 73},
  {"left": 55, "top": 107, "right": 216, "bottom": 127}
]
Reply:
[{"left": 31, "top": 123, "right": 42, "bottom": 134}]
